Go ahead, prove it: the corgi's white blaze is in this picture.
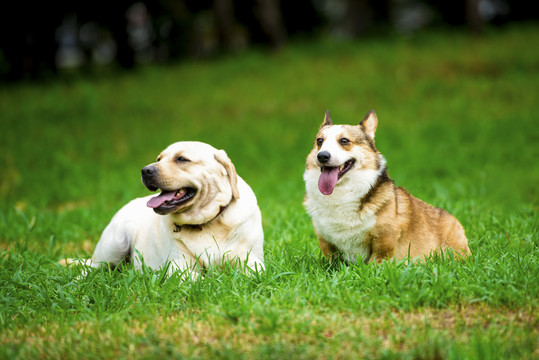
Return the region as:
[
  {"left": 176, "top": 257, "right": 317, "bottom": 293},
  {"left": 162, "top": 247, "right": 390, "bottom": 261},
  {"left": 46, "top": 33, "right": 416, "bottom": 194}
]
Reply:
[{"left": 318, "top": 126, "right": 350, "bottom": 166}]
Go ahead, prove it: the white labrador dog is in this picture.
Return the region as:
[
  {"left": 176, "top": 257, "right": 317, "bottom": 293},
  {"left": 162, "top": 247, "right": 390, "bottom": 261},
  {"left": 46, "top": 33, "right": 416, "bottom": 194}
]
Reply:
[{"left": 75, "top": 141, "right": 264, "bottom": 278}]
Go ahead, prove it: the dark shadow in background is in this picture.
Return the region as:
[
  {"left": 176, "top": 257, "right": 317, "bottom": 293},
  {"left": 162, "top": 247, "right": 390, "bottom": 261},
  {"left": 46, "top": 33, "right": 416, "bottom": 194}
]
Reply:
[{"left": 0, "top": 0, "right": 537, "bottom": 82}]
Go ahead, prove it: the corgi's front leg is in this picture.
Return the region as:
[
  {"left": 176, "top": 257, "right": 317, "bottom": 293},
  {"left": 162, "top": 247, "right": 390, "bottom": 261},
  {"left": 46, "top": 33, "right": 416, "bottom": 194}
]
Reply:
[{"left": 316, "top": 234, "right": 339, "bottom": 262}]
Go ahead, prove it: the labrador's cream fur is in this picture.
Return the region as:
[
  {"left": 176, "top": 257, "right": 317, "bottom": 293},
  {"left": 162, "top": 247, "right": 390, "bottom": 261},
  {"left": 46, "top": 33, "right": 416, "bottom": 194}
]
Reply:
[{"left": 77, "top": 141, "right": 264, "bottom": 277}]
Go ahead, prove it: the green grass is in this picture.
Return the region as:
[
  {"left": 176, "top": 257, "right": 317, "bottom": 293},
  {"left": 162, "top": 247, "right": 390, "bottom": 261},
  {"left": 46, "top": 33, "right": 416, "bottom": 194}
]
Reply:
[{"left": 1, "top": 24, "right": 538, "bottom": 359}]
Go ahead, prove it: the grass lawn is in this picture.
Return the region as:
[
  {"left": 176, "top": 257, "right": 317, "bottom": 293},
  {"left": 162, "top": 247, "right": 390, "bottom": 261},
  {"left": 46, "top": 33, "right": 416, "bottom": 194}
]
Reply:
[{"left": 1, "top": 24, "right": 538, "bottom": 359}]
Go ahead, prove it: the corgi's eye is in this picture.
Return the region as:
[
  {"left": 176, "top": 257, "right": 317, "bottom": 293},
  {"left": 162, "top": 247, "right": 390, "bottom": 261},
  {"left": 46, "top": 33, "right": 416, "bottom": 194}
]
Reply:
[
  {"left": 316, "top": 138, "right": 324, "bottom": 146},
  {"left": 339, "top": 138, "right": 350, "bottom": 146},
  {"left": 176, "top": 156, "right": 190, "bottom": 163}
]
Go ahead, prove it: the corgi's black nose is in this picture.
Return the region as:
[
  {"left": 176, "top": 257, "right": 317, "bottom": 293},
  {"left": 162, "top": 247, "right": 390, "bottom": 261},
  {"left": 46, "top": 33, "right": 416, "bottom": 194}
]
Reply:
[{"left": 317, "top": 151, "right": 331, "bottom": 164}]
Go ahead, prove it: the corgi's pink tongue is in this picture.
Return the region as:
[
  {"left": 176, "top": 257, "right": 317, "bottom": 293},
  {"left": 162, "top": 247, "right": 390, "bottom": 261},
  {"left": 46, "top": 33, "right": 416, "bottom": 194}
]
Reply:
[
  {"left": 318, "top": 167, "right": 339, "bottom": 195},
  {"left": 147, "top": 191, "right": 176, "bottom": 208}
]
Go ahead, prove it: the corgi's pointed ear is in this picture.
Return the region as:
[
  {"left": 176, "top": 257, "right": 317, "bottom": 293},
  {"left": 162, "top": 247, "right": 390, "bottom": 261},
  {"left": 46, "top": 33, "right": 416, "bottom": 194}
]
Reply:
[
  {"left": 359, "top": 110, "right": 378, "bottom": 139},
  {"left": 320, "top": 110, "right": 333, "bottom": 128}
]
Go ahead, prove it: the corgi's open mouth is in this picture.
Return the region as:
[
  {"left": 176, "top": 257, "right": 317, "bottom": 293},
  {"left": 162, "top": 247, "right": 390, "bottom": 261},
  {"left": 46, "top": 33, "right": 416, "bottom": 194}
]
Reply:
[
  {"left": 318, "top": 159, "right": 355, "bottom": 195},
  {"left": 146, "top": 188, "right": 197, "bottom": 214},
  {"left": 337, "top": 159, "right": 355, "bottom": 179}
]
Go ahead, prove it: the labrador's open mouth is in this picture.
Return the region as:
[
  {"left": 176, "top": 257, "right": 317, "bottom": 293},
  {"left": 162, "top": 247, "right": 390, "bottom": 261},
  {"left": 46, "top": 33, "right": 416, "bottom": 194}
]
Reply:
[{"left": 147, "top": 188, "right": 196, "bottom": 214}]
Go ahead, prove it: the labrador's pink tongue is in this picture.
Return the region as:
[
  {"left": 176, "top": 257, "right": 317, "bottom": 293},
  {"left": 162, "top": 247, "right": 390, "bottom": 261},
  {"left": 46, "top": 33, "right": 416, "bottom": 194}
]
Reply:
[
  {"left": 147, "top": 191, "right": 176, "bottom": 208},
  {"left": 318, "top": 167, "right": 339, "bottom": 195}
]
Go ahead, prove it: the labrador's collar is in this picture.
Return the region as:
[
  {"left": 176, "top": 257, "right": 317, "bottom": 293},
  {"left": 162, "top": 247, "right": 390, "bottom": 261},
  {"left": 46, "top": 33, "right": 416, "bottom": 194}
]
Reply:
[{"left": 173, "top": 201, "right": 231, "bottom": 233}]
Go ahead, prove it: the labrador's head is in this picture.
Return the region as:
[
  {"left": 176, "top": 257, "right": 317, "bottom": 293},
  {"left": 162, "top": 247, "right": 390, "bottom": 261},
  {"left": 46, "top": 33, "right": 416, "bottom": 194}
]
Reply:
[{"left": 141, "top": 141, "right": 239, "bottom": 225}]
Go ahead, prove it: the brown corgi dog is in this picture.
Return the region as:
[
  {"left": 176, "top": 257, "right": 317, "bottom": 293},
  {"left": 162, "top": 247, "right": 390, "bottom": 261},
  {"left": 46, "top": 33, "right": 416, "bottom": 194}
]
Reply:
[{"left": 303, "top": 110, "right": 470, "bottom": 263}]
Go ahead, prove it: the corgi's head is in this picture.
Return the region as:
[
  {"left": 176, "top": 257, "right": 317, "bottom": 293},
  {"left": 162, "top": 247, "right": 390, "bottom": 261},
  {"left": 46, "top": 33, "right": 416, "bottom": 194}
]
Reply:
[{"left": 304, "top": 110, "right": 386, "bottom": 196}]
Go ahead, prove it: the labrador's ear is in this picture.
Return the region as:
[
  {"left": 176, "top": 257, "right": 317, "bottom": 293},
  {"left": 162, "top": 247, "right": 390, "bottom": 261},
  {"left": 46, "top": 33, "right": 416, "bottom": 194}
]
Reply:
[{"left": 215, "top": 150, "right": 240, "bottom": 199}]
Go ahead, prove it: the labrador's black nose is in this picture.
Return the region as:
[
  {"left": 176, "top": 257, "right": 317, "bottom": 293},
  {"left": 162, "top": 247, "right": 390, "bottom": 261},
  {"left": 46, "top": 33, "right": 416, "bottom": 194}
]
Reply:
[
  {"left": 141, "top": 165, "right": 159, "bottom": 191},
  {"left": 317, "top": 151, "right": 331, "bottom": 164},
  {"left": 141, "top": 165, "right": 157, "bottom": 178}
]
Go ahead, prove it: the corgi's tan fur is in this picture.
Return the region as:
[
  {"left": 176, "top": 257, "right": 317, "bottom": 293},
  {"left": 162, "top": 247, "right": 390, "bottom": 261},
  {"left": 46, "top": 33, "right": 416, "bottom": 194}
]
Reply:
[{"left": 303, "top": 110, "right": 470, "bottom": 263}]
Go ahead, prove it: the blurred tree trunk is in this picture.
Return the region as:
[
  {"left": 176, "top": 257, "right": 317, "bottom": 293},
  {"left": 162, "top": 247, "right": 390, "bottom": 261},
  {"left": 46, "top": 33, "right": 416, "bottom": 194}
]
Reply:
[
  {"left": 430, "top": 0, "right": 484, "bottom": 34},
  {"left": 344, "top": 0, "right": 373, "bottom": 37},
  {"left": 343, "top": 0, "right": 390, "bottom": 38},
  {"left": 214, "top": 0, "right": 236, "bottom": 51},
  {"left": 466, "top": 0, "right": 483, "bottom": 34},
  {"left": 254, "top": 0, "right": 287, "bottom": 48},
  {"left": 105, "top": 2, "right": 136, "bottom": 69}
]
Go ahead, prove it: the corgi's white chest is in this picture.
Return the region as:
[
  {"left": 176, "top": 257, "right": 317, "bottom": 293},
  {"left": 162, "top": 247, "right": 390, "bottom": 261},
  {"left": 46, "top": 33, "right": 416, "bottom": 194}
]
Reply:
[
  {"left": 304, "top": 170, "right": 378, "bottom": 263},
  {"left": 311, "top": 201, "right": 375, "bottom": 263}
]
